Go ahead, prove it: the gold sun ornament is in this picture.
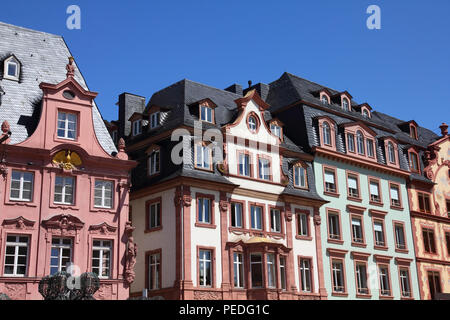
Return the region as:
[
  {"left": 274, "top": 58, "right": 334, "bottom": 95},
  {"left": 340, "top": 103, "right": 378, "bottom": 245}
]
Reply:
[{"left": 52, "top": 150, "right": 82, "bottom": 171}]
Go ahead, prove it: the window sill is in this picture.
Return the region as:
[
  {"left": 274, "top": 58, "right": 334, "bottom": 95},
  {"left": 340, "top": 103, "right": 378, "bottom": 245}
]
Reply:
[
  {"left": 347, "top": 196, "right": 362, "bottom": 203},
  {"left": 5, "top": 200, "right": 37, "bottom": 208},
  {"left": 369, "top": 201, "right": 384, "bottom": 207},
  {"left": 324, "top": 191, "right": 340, "bottom": 198},
  {"left": 328, "top": 238, "right": 344, "bottom": 245},
  {"left": 195, "top": 223, "right": 217, "bottom": 229},
  {"left": 266, "top": 232, "right": 285, "bottom": 239},
  {"left": 145, "top": 226, "right": 163, "bottom": 233},
  {"left": 356, "top": 293, "right": 372, "bottom": 299},
  {"left": 390, "top": 205, "right": 404, "bottom": 211},
  {"left": 400, "top": 296, "right": 414, "bottom": 300},
  {"left": 296, "top": 235, "right": 313, "bottom": 241},
  {"left": 374, "top": 245, "right": 388, "bottom": 251},
  {"left": 395, "top": 248, "right": 409, "bottom": 254},
  {"left": 351, "top": 242, "right": 367, "bottom": 248},
  {"left": 228, "top": 227, "right": 249, "bottom": 235},
  {"left": 379, "top": 295, "right": 394, "bottom": 300},
  {"left": 331, "top": 292, "right": 348, "bottom": 297}
]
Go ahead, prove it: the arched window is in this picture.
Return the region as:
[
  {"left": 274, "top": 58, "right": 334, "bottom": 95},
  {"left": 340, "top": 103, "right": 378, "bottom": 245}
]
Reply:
[
  {"left": 342, "top": 98, "right": 350, "bottom": 111},
  {"left": 388, "top": 142, "right": 396, "bottom": 164},
  {"left": 356, "top": 131, "right": 365, "bottom": 155},
  {"left": 410, "top": 126, "right": 417, "bottom": 140},
  {"left": 322, "top": 122, "right": 331, "bottom": 146},
  {"left": 363, "top": 109, "right": 370, "bottom": 118},
  {"left": 321, "top": 95, "right": 329, "bottom": 104},
  {"left": 4, "top": 56, "right": 20, "bottom": 81},
  {"left": 409, "top": 152, "right": 419, "bottom": 173}
]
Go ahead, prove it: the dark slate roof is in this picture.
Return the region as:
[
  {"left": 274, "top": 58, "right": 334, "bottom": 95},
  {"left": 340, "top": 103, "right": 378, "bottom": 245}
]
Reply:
[{"left": 0, "top": 22, "right": 116, "bottom": 154}]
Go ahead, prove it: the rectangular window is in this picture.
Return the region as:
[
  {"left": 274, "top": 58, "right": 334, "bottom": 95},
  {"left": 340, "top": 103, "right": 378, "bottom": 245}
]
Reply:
[
  {"left": 378, "top": 265, "right": 391, "bottom": 296},
  {"left": 331, "top": 259, "right": 345, "bottom": 293},
  {"left": 150, "top": 112, "right": 160, "bottom": 129},
  {"left": 54, "top": 176, "right": 75, "bottom": 205},
  {"left": 399, "top": 268, "right": 411, "bottom": 298},
  {"left": 267, "top": 254, "right": 276, "bottom": 288},
  {"left": 347, "top": 174, "right": 359, "bottom": 198},
  {"left": 94, "top": 180, "right": 113, "bottom": 208},
  {"left": 347, "top": 133, "right": 355, "bottom": 152},
  {"left": 238, "top": 153, "right": 251, "bottom": 177},
  {"left": 428, "top": 271, "right": 441, "bottom": 299},
  {"left": 418, "top": 192, "right": 431, "bottom": 213},
  {"left": 409, "top": 152, "right": 419, "bottom": 172},
  {"left": 366, "top": 139, "right": 374, "bottom": 157},
  {"left": 328, "top": 212, "right": 341, "bottom": 240},
  {"left": 297, "top": 212, "right": 309, "bottom": 237},
  {"left": 355, "top": 263, "right": 369, "bottom": 294},
  {"left": 148, "top": 252, "right": 161, "bottom": 290},
  {"left": 351, "top": 216, "right": 364, "bottom": 244},
  {"left": 92, "top": 240, "right": 111, "bottom": 279},
  {"left": 148, "top": 201, "right": 161, "bottom": 229},
  {"left": 394, "top": 223, "right": 406, "bottom": 250},
  {"left": 57, "top": 111, "right": 77, "bottom": 140},
  {"left": 299, "top": 258, "right": 312, "bottom": 292},
  {"left": 279, "top": 256, "right": 287, "bottom": 290},
  {"left": 148, "top": 150, "right": 160, "bottom": 175},
  {"left": 369, "top": 180, "right": 381, "bottom": 203},
  {"left": 233, "top": 252, "right": 244, "bottom": 288},
  {"left": 422, "top": 228, "right": 436, "bottom": 253},
  {"left": 270, "top": 124, "right": 281, "bottom": 138},
  {"left": 446, "top": 232, "right": 450, "bottom": 255},
  {"left": 198, "top": 250, "right": 212, "bottom": 287},
  {"left": 250, "top": 253, "right": 263, "bottom": 288},
  {"left": 10, "top": 170, "right": 34, "bottom": 202},
  {"left": 324, "top": 169, "right": 337, "bottom": 193},
  {"left": 231, "top": 202, "right": 243, "bottom": 228},
  {"left": 50, "top": 238, "right": 72, "bottom": 275},
  {"left": 390, "top": 184, "right": 401, "bottom": 207},
  {"left": 195, "top": 144, "right": 211, "bottom": 170},
  {"left": 294, "top": 166, "right": 307, "bottom": 188},
  {"left": 200, "top": 106, "right": 213, "bottom": 123},
  {"left": 258, "top": 158, "right": 270, "bottom": 181},
  {"left": 374, "top": 220, "right": 385, "bottom": 247},
  {"left": 198, "top": 198, "right": 211, "bottom": 224},
  {"left": 270, "top": 209, "right": 281, "bottom": 233},
  {"left": 250, "top": 205, "right": 263, "bottom": 230},
  {"left": 4, "top": 235, "right": 29, "bottom": 276},
  {"left": 132, "top": 120, "right": 142, "bottom": 136}
]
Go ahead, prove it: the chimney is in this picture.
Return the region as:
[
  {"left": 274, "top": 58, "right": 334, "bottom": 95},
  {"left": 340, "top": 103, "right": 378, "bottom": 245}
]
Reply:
[
  {"left": 243, "top": 82, "right": 270, "bottom": 101},
  {"left": 118, "top": 93, "right": 146, "bottom": 138},
  {"left": 439, "top": 123, "right": 448, "bottom": 136},
  {"left": 224, "top": 84, "right": 243, "bottom": 96}
]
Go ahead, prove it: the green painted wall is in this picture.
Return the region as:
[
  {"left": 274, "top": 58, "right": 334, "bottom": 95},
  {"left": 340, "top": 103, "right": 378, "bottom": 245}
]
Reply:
[{"left": 314, "top": 156, "right": 420, "bottom": 300}]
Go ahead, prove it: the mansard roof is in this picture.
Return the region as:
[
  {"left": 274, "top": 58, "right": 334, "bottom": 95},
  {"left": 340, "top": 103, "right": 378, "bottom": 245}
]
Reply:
[{"left": 0, "top": 21, "right": 116, "bottom": 155}]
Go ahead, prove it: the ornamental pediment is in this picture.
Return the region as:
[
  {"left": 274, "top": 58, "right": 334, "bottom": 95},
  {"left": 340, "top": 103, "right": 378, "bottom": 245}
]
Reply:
[{"left": 2, "top": 216, "right": 36, "bottom": 230}]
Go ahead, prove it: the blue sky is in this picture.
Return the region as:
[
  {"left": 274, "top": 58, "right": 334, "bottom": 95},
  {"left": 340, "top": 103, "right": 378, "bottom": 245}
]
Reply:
[{"left": 1, "top": 0, "right": 449, "bottom": 133}]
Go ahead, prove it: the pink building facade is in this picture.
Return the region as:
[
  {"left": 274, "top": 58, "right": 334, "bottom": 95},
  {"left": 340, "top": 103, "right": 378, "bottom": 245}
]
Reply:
[{"left": 0, "top": 23, "right": 135, "bottom": 299}]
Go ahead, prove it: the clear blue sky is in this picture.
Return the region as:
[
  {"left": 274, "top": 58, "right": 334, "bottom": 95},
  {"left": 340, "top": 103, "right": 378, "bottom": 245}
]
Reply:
[{"left": 1, "top": 0, "right": 449, "bottom": 134}]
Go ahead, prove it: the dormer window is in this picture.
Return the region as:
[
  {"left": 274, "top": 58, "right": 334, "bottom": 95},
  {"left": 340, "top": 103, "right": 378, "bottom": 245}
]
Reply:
[
  {"left": 387, "top": 142, "right": 396, "bottom": 164},
  {"left": 148, "top": 149, "right": 160, "bottom": 176},
  {"left": 132, "top": 120, "right": 142, "bottom": 136},
  {"left": 356, "top": 131, "right": 365, "bottom": 155},
  {"left": 111, "top": 130, "right": 118, "bottom": 144},
  {"left": 270, "top": 124, "right": 281, "bottom": 139},
  {"left": 195, "top": 142, "right": 212, "bottom": 171},
  {"left": 293, "top": 163, "right": 308, "bottom": 189},
  {"left": 150, "top": 112, "right": 160, "bottom": 129},
  {"left": 409, "top": 150, "right": 420, "bottom": 173},
  {"left": 3, "top": 56, "right": 20, "bottom": 81},
  {"left": 363, "top": 109, "right": 370, "bottom": 118},
  {"left": 342, "top": 98, "right": 350, "bottom": 111},
  {"left": 410, "top": 125, "right": 418, "bottom": 140},
  {"left": 323, "top": 122, "right": 331, "bottom": 146},
  {"left": 200, "top": 105, "right": 213, "bottom": 123},
  {"left": 57, "top": 111, "right": 77, "bottom": 140}
]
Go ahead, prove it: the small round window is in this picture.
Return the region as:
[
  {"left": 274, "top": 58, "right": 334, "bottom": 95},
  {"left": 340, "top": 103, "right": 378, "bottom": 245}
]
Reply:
[
  {"left": 63, "top": 90, "right": 76, "bottom": 100},
  {"left": 248, "top": 115, "right": 258, "bottom": 132}
]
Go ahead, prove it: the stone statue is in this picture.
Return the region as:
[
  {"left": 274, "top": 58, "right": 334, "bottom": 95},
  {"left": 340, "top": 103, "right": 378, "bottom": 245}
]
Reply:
[{"left": 124, "top": 222, "right": 137, "bottom": 285}]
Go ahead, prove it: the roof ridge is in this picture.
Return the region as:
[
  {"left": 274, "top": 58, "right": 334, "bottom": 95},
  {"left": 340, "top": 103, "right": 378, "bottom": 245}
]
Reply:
[
  {"left": 183, "top": 78, "right": 242, "bottom": 97},
  {"left": 283, "top": 72, "right": 340, "bottom": 95},
  {"left": 0, "top": 21, "right": 62, "bottom": 38}
]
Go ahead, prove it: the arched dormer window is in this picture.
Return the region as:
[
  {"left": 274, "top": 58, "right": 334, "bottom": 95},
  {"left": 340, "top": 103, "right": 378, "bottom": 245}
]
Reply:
[
  {"left": 408, "top": 150, "right": 420, "bottom": 173},
  {"left": 363, "top": 109, "right": 370, "bottom": 118},
  {"left": 342, "top": 98, "right": 350, "bottom": 111},
  {"left": 410, "top": 125, "right": 418, "bottom": 140},
  {"left": 387, "top": 142, "right": 396, "bottom": 164},
  {"left": 323, "top": 122, "right": 331, "bottom": 146},
  {"left": 356, "top": 131, "right": 365, "bottom": 155},
  {"left": 3, "top": 56, "right": 20, "bottom": 81},
  {"left": 321, "top": 94, "right": 329, "bottom": 104},
  {"left": 293, "top": 162, "right": 308, "bottom": 189}
]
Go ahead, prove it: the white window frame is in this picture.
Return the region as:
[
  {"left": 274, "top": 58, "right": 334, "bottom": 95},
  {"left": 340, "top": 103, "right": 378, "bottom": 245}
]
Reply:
[
  {"left": 195, "top": 144, "right": 211, "bottom": 170},
  {"left": 149, "top": 202, "right": 161, "bottom": 229},
  {"left": 342, "top": 98, "right": 350, "bottom": 111},
  {"left": 3, "top": 235, "right": 29, "bottom": 276},
  {"left": 279, "top": 256, "right": 287, "bottom": 290},
  {"left": 54, "top": 176, "right": 75, "bottom": 205},
  {"left": 57, "top": 111, "right": 77, "bottom": 140},
  {"left": 294, "top": 166, "right": 307, "bottom": 188},
  {"left": 322, "top": 122, "right": 331, "bottom": 145},
  {"left": 347, "top": 175, "right": 359, "bottom": 198},
  {"left": 198, "top": 250, "right": 212, "bottom": 287},
  {"left": 399, "top": 268, "right": 411, "bottom": 298},
  {"left": 297, "top": 213, "right": 308, "bottom": 236},
  {"left": 148, "top": 252, "right": 161, "bottom": 290},
  {"left": 148, "top": 150, "right": 160, "bottom": 175},
  {"left": 270, "top": 124, "right": 281, "bottom": 138},
  {"left": 132, "top": 120, "right": 142, "bottom": 136},
  {"left": 356, "top": 131, "right": 365, "bottom": 155},
  {"left": 92, "top": 240, "right": 112, "bottom": 279},
  {"left": 355, "top": 263, "right": 369, "bottom": 294},
  {"left": 347, "top": 133, "right": 355, "bottom": 152},
  {"left": 150, "top": 112, "right": 160, "bottom": 129},
  {"left": 351, "top": 217, "right": 363, "bottom": 243},
  {"left": 270, "top": 209, "right": 281, "bottom": 233},
  {"left": 250, "top": 205, "right": 263, "bottom": 230},
  {"left": 248, "top": 116, "right": 257, "bottom": 132},
  {"left": 200, "top": 106, "right": 213, "bottom": 123},
  {"left": 238, "top": 153, "right": 251, "bottom": 177},
  {"left": 94, "top": 180, "right": 113, "bottom": 208},
  {"left": 10, "top": 170, "right": 34, "bottom": 202},
  {"left": 4, "top": 57, "right": 20, "bottom": 81},
  {"left": 266, "top": 253, "right": 276, "bottom": 288},
  {"left": 231, "top": 203, "right": 243, "bottom": 228},
  {"left": 258, "top": 158, "right": 270, "bottom": 181},
  {"left": 332, "top": 259, "right": 345, "bottom": 293},
  {"left": 198, "top": 198, "right": 211, "bottom": 224},
  {"left": 233, "top": 252, "right": 244, "bottom": 288},
  {"left": 366, "top": 139, "right": 374, "bottom": 157},
  {"left": 299, "top": 258, "right": 312, "bottom": 292},
  {"left": 379, "top": 265, "right": 391, "bottom": 296},
  {"left": 50, "top": 238, "right": 73, "bottom": 275},
  {"left": 388, "top": 142, "right": 396, "bottom": 164},
  {"left": 374, "top": 221, "right": 385, "bottom": 246}
]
